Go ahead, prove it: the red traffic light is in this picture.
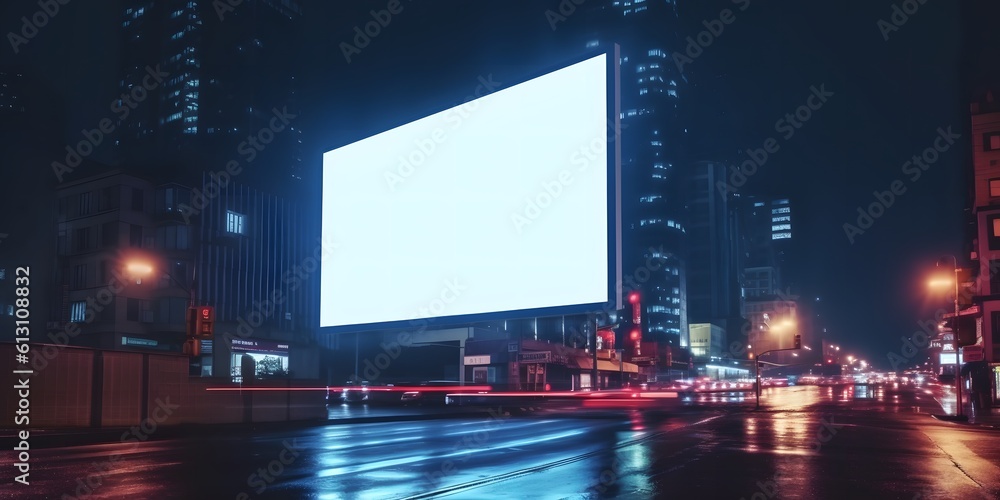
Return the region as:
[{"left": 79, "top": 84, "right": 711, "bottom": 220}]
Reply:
[
  {"left": 630, "top": 329, "right": 640, "bottom": 341},
  {"left": 628, "top": 292, "right": 640, "bottom": 304},
  {"left": 201, "top": 307, "right": 210, "bottom": 318}
]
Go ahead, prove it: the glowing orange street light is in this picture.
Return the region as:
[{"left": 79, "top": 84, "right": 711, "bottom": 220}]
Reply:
[{"left": 125, "top": 261, "right": 153, "bottom": 284}]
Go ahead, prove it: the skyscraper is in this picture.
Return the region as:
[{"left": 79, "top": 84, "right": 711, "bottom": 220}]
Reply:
[
  {"left": 684, "top": 160, "right": 741, "bottom": 336},
  {"left": 596, "top": 0, "right": 692, "bottom": 349},
  {"left": 116, "top": 0, "right": 305, "bottom": 193}
]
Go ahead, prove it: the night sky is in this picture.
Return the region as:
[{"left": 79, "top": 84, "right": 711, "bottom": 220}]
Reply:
[{"left": 2, "top": 0, "right": 995, "bottom": 368}]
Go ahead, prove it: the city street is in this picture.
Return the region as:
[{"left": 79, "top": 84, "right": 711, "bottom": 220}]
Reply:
[{"left": 6, "top": 385, "right": 999, "bottom": 499}]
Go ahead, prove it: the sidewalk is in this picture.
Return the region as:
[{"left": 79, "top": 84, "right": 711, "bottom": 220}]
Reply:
[{"left": 926, "top": 384, "right": 1000, "bottom": 429}]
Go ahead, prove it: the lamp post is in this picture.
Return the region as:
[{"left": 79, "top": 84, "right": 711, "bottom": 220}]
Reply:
[
  {"left": 928, "top": 255, "right": 965, "bottom": 420},
  {"left": 126, "top": 258, "right": 198, "bottom": 353},
  {"left": 754, "top": 318, "right": 797, "bottom": 409}
]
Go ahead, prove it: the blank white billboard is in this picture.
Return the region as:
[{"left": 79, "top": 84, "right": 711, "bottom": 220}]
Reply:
[{"left": 321, "top": 53, "right": 613, "bottom": 329}]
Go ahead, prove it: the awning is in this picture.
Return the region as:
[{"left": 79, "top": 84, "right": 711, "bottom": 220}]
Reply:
[{"left": 569, "top": 357, "right": 639, "bottom": 373}]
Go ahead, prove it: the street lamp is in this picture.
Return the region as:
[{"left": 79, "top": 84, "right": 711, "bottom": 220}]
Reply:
[
  {"left": 927, "top": 255, "right": 965, "bottom": 420},
  {"left": 754, "top": 317, "right": 798, "bottom": 409},
  {"left": 125, "top": 258, "right": 200, "bottom": 355}
]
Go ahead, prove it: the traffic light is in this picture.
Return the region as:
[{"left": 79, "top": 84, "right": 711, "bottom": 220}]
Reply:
[
  {"left": 793, "top": 334, "right": 801, "bottom": 349},
  {"left": 952, "top": 315, "right": 978, "bottom": 347},
  {"left": 182, "top": 338, "right": 201, "bottom": 357},
  {"left": 194, "top": 306, "right": 214, "bottom": 339}
]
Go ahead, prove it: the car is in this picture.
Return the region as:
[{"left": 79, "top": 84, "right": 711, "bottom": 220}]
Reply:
[
  {"left": 336, "top": 381, "right": 370, "bottom": 404},
  {"left": 401, "top": 380, "right": 463, "bottom": 406}
]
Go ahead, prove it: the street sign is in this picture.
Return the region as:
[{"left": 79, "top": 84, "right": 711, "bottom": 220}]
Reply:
[
  {"left": 519, "top": 351, "right": 551, "bottom": 363},
  {"left": 464, "top": 355, "right": 491, "bottom": 365},
  {"left": 963, "top": 345, "right": 984, "bottom": 362}
]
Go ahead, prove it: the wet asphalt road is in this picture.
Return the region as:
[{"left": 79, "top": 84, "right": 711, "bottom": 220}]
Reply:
[{"left": 4, "top": 384, "right": 999, "bottom": 499}]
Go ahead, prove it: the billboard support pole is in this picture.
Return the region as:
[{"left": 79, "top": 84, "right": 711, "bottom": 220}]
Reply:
[{"left": 592, "top": 315, "right": 599, "bottom": 391}]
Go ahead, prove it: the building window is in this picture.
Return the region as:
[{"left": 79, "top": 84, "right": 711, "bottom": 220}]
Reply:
[
  {"left": 990, "top": 179, "right": 1000, "bottom": 198},
  {"left": 130, "top": 224, "right": 143, "bottom": 247},
  {"left": 102, "top": 221, "right": 118, "bottom": 247},
  {"left": 72, "top": 264, "right": 87, "bottom": 289},
  {"left": 70, "top": 301, "right": 87, "bottom": 322},
  {"left": 126, "top": 298, "right": 138, "bottom": 321},
  {"left": 79, "top": 191, "right": 93, "bottom": 215},
  {"left": 156, "top": 225, "right": 191, "bottom": 250},
  {"left": 132, "top": 188, "right": 144, "bottom": 211},
  {"left": 227, "top": 211, "right": 245, "bottom": 234},
  {"left": 100, "top": 186, "right": 120, "bottom": 211},
  {"left": 990, "top": 260, "right": 1000, "bottom": 294},
  {"left": 73, "top": 227, "right": 91, "bottom": 252},
  {"left": 985, "top": 132, "right": 1000, "bottom": 152},
  {"left": 126, "top": 298, "right": 152, "bottom": 322}
]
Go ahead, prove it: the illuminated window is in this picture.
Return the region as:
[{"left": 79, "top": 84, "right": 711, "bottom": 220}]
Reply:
[
  {"left": 990, "top": 179, "right": 1000, "bottom": 197},
  {"left": 772, "top": 215, "right": 791, "bottom": 222},
  {"left": 772, "top": 224, "right": 791, "bottom": 231},
  {"left": 985, "top": 132, "right": 1000, "bottom": 151},
  {"left": 772, "top": 207, "right": 791, "bottom": 214},
  {"left": 772, "top": 232, "right": 792, "bottom": 240},
  {"left": 227, "top": 211, "right": 245, "bottom": 234},
  {"left": 70, "top": 301, "right": 87, "bottom": 322}
]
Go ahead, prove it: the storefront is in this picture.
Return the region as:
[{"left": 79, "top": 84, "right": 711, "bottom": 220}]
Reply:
[
  {"left": 230, "top": 338, "right": 290, "bottom": 382},
  {"left": 464, "top": 355, "right": 499, "bottom": 385}
]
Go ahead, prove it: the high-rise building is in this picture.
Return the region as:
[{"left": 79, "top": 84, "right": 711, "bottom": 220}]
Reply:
[
  {"left": 116, "top": 0, "right": 305, "bottom": 193},
  {"left": 0, "top": 68, "right": 63, "bottom": 344},
  {"left": 585, "top": 0, "right": 690, "bottom": 350},
  {"left": 735, "top": 194, "right": 793, "bottom": 286},
  {"left": 684, "top": 160, "right": 741, "bottom": 336},
  {"left": 968, "top": 90, "right": 1000, "bottom": 373}
]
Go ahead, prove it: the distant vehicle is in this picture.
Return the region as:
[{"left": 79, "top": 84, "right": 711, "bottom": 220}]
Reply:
[
  {"left": 337, "top": 381, "right": 370, "bottom": 404},
  {"left": 401, "top": 380, "right": 463, "bottom": 406}
]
